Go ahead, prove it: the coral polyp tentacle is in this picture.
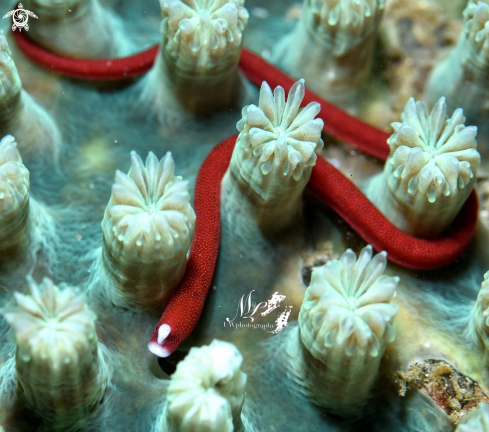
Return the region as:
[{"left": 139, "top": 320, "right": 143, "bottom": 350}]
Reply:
[
  {"left": 286, "top": 245, "right": 398, "bottom": 416},
  {"left": 156, "top": 340, "right": 246, "bottom": 432},
  {"left": 2, "top": 276, "right": 109, "bottom": 429},
  {"left": 101, "top": 151, "right": 195, "bottom": 311},
  {"left": 223, "top": 79, "right": 324, "bottom": 233},
  {"left": 366, "top": 97, "right": 480, "bottom": 238}
]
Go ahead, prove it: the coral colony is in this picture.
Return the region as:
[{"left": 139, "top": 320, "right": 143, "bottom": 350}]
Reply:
[{"left": 3, "top": 0, "right": 489, "bottom": 430}]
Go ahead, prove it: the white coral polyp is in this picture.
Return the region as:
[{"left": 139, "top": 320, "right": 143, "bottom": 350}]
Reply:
[
  {"left": 387, "top": 97, "right": 480, "bottom": 203},
  {"left": 166, "top": 340, "right": 246, "bottom": 432},
  {"left": 310, "top": 0, "right": 385, "bottom": 37},
  {"left": 2, "top": 276, "right": 106, "bottom": 426},
  {"left": 161, "top": 0, "right": 248, "bottom": 60},
  {"left": 300, "top": 245, "right": 399, "bottom": 359},
  {"left": 463, "top": 1, "right": 489, "bottom": 60},
  {"left": 102, "top": 151, "right": 195, "bottom": 260},
  {"left": 3, "top": 276, "right": 97, "bottom": 368},
  {"left": 236, "top": 79, "right": 324, "bottom": 181},
  {"left": 0, "top": 135, "right": 29, "bottom": 217}
]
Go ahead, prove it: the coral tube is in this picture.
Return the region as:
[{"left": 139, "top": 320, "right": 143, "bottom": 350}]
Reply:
[
  {"left": 366, "top": 97, "right": 480, "bottom": 238},
  {"left": 222, "top": 79, "right": 324, "bottom": 233},
  {"left": 22, "top": 0, "right": 131, "bottom": 58},
  {"left": 156, "top": 340, "right": 246, "bottom": 432},
  {"left": 466, "top": 272, "right": 489, "bottom": 355},
  {"left": 271, "top": 0, "right": 385, "bottom": 111},
  {"left": 288, "top": 245, "right": 398, "bottom": 416},
  {"left": 0, "top": 32, "right": 60, "bottom": 160},
  {"left": 101, "top": 151, "right": 195, "bottom": 311},
  {"left": 140, "top": 0, "right": 250, "bottom": 119},
  {"left": 425, "top": 0, "right": 489, "bottom": 151},
  {"left": 0, "top": 135, "right": 30, "bottom": 251},
  {"left": 2, "top": 277, "right": 109, "bottom": 429}
]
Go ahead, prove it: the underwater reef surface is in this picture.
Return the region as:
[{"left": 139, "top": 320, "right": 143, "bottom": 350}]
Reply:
[{"left": 0, "top": 0, "right": 489, "bottom": 431}]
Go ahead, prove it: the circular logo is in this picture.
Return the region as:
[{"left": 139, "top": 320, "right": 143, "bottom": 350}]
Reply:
[{"left": 12, "top": 9, "right": 28, "bottom": 29}]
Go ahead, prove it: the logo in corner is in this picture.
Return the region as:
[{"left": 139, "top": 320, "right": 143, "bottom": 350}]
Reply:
[{"left": 3, "top": 3, "right": 38, "bottom": 32}]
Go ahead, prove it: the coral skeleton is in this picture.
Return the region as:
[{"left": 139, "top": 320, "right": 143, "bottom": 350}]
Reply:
[
  {"left": 366, "top": 97, "right": 480, "bottom": 238},
  {"left": 425, "top": 0, "right": 489, "bottom": 151},
  {"left": 101, "top": 151, "right": 195, "bottom": 310},
  {"left": 157, "top": 340, "right": 246, "bottom": 432},
  {"left": 22, "top": 0, "right": 131, "bottom": 58},
  {"left": 0, "top": 32, "right": 60, "bottom": 160},
  {"left": 271, "top": 0, "right": 385, "bottom": 111},
  {"left": 2, "top": 277, "right": 108, "bottom": 429},
  {"left": 222, "top": 79, "right": 324, "bottom": 233},
  {"left": 140, "top": 0, "right": 250, "bottom": 120},
  {"left": 456, "top": 403, "right": 489, "bottom": 431},
  {"left": 287, "top": 245, "right": 398, "bottom": 416}
]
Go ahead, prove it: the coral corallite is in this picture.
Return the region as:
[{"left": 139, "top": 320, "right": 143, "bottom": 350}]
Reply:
[
  {"left": 296, "top": 245, "right": 399, "bottom": 416},
  {"left": 158, "top": 339, "right": 247, "bottom": 432},
  {"left": 101, "top": 151, "right": 195, "bottom": 310},
  {"left": 367, "top": 97, "right": 480, "bottom": 238},
  {"left": 2, "top": 276, "right": 108, "bottom": 429},
  {"left": 224, "top": 78, "right": 324, "bottom": 232}
]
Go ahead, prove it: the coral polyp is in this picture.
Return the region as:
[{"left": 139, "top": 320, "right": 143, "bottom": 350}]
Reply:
[
  {"left": 2, "top": 276, "right": 108, "bottom": 429},
  {"left": 366, "top": 96, "right": 480, "bottom": 237},
  {"left": 0, "top": 135, "right": 28, "bottom": 220},
  {"left": 271, "top": 0, "right": 385, "bottom": 110},
  {"left": 103, "top": 151, "right": 194, "bottom": 260},
  {"left": 223, "top": 79, "right": 323, "bottom": 232},
  {"left": 141, "top": 0, "right": 251, "bottom": 120},
  {"left": 100, "top": 151, "right": 195, "bottom": 310},
  {"left": 158, "top": 339, "right": 246, "bottom": 432},
  {"left": 290, "top": 245, "right": 398, "bottom": 416}
]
